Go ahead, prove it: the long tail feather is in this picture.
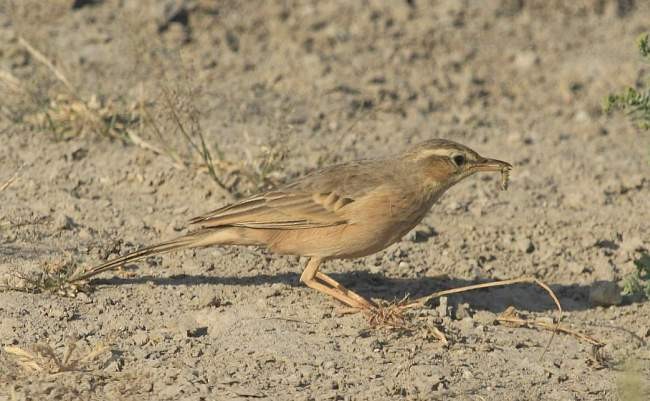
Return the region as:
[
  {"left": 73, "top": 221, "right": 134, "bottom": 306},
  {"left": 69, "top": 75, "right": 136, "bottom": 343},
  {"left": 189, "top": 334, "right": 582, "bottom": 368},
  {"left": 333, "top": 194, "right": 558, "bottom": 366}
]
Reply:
[{"left": 70, "top": 231, "right": 209, "bottom": 282}]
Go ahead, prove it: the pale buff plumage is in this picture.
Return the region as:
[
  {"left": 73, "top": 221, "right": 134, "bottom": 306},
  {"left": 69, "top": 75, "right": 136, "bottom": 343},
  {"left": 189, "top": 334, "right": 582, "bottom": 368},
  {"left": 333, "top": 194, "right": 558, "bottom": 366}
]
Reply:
[{"left": 71, "top": 139, "right": 512, "bottom": 310}]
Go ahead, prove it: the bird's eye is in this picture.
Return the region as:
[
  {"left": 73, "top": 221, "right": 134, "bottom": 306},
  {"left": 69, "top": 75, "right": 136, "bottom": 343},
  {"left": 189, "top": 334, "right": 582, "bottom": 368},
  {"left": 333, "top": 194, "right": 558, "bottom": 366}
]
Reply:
[{"left": 452, "top": 154, "right": 466, "bottom": 167}]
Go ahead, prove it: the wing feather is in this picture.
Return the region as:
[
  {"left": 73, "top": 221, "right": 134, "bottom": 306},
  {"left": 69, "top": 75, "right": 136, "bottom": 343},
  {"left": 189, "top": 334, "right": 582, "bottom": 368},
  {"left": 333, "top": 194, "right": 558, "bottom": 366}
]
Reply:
[
  {"left": 189, "top": 159, "right": 394, "bottom": 230},
  {"left": 189, "top": 190, "right": 352, "bottom": 230}
]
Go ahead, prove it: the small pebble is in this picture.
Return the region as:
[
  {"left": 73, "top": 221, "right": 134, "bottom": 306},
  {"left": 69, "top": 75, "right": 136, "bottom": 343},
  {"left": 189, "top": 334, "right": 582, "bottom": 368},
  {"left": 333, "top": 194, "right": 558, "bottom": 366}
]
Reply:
[
  {"left": 516, "top": 237, "right": 535, "bottom": 253},
  {"left": 436, "top": 296, "right": 449, "bottom": 318},
  {"left": 472, "top": 310, "right": 497, "bottom": 326},
  {"left": 513, "top": 51, "right": 538, "bottom": 69},
  {"left": 54, "top": 213, "right": 73, "bottom": 230},
  {"left": 408, "top": 225, "right": 437, "bottom": 242},
  {"left": 196, "top": 293, "right": 222, "bottom": 308},
  {"left": 619, "top": 236, "right": 644, "bottom": 253},
  {"left": 568, "top": 262, "right": 585, "bottom": 275},
  {"left": 76, "top": 292, "right": 92, "bottom": 304},
  {"left": 106, "top": 358, "right": 124, "bottom": 372},
  {"left": 457, "top": 317, "right": 474, "bottom": 333},
  {"left": 132, "top": 331, "right": 149, "bottom": 346},
  {"left": 454, "top": 302, "right": 471, "bottom": 320},
  {"left": 263, "top": 283, "right": 284, "bottom": 298}
]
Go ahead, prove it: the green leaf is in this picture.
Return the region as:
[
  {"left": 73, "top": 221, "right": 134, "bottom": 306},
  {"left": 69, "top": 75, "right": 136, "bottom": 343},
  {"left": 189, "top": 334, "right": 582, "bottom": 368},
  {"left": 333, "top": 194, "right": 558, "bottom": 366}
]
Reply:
[{"left": 639, "top": 33, "right": 650, "bottom": 58}]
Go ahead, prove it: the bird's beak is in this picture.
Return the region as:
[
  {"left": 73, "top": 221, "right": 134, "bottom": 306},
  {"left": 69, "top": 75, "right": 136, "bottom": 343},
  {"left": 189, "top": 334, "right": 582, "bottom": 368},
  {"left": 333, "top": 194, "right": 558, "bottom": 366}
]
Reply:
[{"left": 471, "top": 158, "right": 513, "bottom": 172}]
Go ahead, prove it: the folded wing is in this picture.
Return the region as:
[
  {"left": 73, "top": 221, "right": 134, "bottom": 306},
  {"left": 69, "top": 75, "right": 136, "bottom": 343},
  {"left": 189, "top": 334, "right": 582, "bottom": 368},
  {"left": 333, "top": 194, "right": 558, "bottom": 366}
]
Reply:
[
  {"left": 189, "top": 190, "right": 355, "bottom": 229},
  {"left": 190, "top": 159, "right": 392, "bottom": 230}
]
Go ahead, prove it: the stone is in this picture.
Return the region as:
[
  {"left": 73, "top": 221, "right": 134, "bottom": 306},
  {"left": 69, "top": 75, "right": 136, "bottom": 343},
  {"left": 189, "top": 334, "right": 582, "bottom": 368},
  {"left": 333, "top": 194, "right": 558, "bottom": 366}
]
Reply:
[
  {"left": 436, "top": 296, "right": 449, "bottom": 318},
  {"left": 454, "top": 302, "right": 471, "bottom": 320},
  {"left": 54, "top": 213, "right": 73, "bottom": 230},
  {"left": 516, "top": 237, "right": 535, "bottom": 253},
  {"left": 407, "top": 224, "right": 437, "bottom": 242},
  {"left": 72, "top": 0, "right": 102, "bottom": 9},
  {"left": 75, "top": 292, "right": 92, "bottom": 304},
  {"left": 568, "top": 262, "right": 585, "bottom": 275},
  {"left": 132, "top": 330, "right": 149, "bottom": 346},
  {"left": 635, "top": 326, "right": 649, "bottom": 339},
  {"left": 457, "top": 317, "right": 475, "bottom": 333},
  {"left": 472, "top": 310, "right": 497, "bottom": 326},
  {"left": 195, "top": 292, "right": 222, "bottom": 308},
  {"left": 514, "top": 51, "right": 538, "bottom": 69},
  {"left": 620, "top": 236, "right": 644, "bottom": 254}
]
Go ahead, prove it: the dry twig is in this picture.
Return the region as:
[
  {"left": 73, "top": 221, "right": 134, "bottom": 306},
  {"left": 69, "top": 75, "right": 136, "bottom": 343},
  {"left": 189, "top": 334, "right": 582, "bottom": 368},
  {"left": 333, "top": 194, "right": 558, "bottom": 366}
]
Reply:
[
  {"left": 0, "top": 168, "right": 21, "bottom": 193},
  {"left": 18, "top": 36, "right": 74, "bottom": 93},
  {"left": 497, "top": 306, "right": 604, "bottom": 346},
  {"left": 362, "top": 276, "right": 600, "bottom": 351}
]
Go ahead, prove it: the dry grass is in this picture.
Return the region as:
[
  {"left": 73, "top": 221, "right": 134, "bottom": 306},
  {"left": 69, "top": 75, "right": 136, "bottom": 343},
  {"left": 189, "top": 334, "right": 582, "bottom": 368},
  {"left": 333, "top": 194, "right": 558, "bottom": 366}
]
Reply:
[
  {"left": 235, "top": 135, "right": 289, "bottom": 195},
  {"left": 1, "top": 30, "right": 291, "bottom": 297},
  {"left": 0, "top": 167, "right": 25, "bottom": 232},
  {"left": 1, "top": 31, "right": 291, "bottom": 296},
  {"left": 4, "top": 337, "right": 110, "bottom": 374},
  {"left": 0, "top": 69, "right": 25, "bottom": 121},
  {"left": 0, "top": 166, "right": 65, "bottom": 295},
  {"left": 7, "top": 36, "right": 137, "bottom": 142},
  {"left": 367, "top": 303, "right": 451, "bottom": 346},
  {"left": 367, "top": 276, "right": 604, "bottom": 351},
  {"left": 23, "top": 92, "right": 135, "bottom": 141},
  {"left": 367, "top": 299, "right": 409, "bottom": 329},
  {"left": 130, "top": 72, "right": 288, "bottom": 198},
  {"left": 0, "top": 167, "right": 22, "bottom": 193},
  {"left": 0, "top": 255, "right": 87, "bottom": 297},
  {"left": 497, "top": 306, "right": 604, "bottom": 346},
  {"left": 8, "top": 34, "right": 288, "bottom": 200}
]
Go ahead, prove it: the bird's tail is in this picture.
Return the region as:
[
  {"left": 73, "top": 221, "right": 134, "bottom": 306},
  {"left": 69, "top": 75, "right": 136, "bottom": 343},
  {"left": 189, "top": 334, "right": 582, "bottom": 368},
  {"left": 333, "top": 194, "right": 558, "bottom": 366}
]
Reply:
[{"left": 69, "top": 228, "right": 247, "bottom": 282}]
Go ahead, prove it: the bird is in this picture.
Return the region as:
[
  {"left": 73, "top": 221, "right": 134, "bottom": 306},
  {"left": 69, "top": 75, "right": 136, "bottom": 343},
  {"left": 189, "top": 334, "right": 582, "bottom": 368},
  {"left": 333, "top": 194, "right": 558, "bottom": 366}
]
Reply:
[{"left": 71, "top": 139, "right": 512, "bottom": 311}]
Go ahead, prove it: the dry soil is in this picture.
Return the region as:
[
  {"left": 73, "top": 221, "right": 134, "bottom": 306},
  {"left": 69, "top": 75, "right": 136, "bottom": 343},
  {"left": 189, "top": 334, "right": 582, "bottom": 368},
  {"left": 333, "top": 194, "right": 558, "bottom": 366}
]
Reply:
[{"left": 0, "top": 1, "right": 649, "bottom": 400}]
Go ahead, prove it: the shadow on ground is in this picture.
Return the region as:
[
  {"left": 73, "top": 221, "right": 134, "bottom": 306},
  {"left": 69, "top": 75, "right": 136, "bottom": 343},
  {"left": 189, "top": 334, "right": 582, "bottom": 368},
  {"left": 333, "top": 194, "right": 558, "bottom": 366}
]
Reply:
[{"left": 88, "top": 268, "right": 634, "bottom": 314}]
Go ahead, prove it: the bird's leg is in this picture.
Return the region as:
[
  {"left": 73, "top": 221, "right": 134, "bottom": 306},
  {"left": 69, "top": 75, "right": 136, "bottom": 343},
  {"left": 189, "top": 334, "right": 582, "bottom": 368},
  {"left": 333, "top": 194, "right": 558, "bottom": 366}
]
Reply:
[
  {"left": 300, "top": 258, "right": 375, "bottom": 310},
  {"left": 314, "top": 271, "right": 376, "bottom": 309}
]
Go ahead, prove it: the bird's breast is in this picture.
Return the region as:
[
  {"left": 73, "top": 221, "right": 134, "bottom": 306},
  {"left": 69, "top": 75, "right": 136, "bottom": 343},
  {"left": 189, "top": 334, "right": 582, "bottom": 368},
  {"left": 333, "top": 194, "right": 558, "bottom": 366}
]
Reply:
[
  {"left": 324, "top": 187, "right": 436, "bottom": 258},
  {"left": 264, "top": 185, "right": 441, "bottom": 260}
]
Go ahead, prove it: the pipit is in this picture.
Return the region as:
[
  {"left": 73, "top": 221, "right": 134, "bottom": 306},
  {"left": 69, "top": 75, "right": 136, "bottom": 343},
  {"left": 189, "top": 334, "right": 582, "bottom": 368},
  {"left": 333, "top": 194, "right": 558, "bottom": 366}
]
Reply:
[{"left": 72, "top": 139, "right": 512, "bottom": 310}]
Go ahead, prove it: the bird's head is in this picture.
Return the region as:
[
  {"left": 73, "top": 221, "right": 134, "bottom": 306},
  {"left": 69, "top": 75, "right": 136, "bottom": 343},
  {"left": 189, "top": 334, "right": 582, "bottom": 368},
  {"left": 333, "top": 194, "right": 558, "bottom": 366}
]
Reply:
[{"left": 403, "top": 139, "right": 512, "bottom": 192}]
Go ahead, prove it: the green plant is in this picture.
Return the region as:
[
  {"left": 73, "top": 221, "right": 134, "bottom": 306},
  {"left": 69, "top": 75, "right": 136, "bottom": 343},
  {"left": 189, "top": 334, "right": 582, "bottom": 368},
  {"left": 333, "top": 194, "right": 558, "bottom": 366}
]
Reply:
[
  {"left": 639, "top": 33, "right": 650, "bottom": 57},
  {"left": 604, "top": 34, "right": 650, "bottom": 130},
  {"left": 621, "top": 253, "right": 650, "bottom": 300}
]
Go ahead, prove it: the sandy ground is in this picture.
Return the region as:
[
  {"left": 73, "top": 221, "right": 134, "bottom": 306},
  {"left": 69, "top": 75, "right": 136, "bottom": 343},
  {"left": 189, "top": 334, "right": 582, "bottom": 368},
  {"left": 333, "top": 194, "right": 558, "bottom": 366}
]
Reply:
[{"left": 1, "top": 1, "right": 649, "bottom": 400}]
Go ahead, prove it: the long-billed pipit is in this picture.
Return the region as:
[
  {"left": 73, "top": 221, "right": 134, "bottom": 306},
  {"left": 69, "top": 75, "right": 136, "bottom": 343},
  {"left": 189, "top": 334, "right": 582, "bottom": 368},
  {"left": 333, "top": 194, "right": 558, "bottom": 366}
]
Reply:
[{"left": 72, "top": 139, "right": 512, "bottom": 310}]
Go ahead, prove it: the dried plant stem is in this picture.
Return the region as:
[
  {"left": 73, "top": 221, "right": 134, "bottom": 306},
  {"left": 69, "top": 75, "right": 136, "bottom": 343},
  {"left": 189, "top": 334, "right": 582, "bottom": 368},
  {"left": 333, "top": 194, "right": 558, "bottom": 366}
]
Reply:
[
  {"left": 160, "top": 87, "right": 232, "bottom": 198},
  {"left": 18, "top": 36, "right": 74, "bottom": 94},
  {"left": 401, "top": 276, "right": 570, "bottom": 355},
  {"left": 4, "top": 339, "right": 109, "bottom": 373},
  {"left": 1, "top": 166, "right": 22, "bottom": 192},
  {"left": 0, "top": 68, "right": 23, "bottom": 92},
  {"left": 404, "top": 276, "right": 562, "bottom": 320},
  {"left": 497, "top": 314, "right": 604, "bottom": 346},
  {"left": 429, "top": 326, "right": 448, "bottom": 345}
]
